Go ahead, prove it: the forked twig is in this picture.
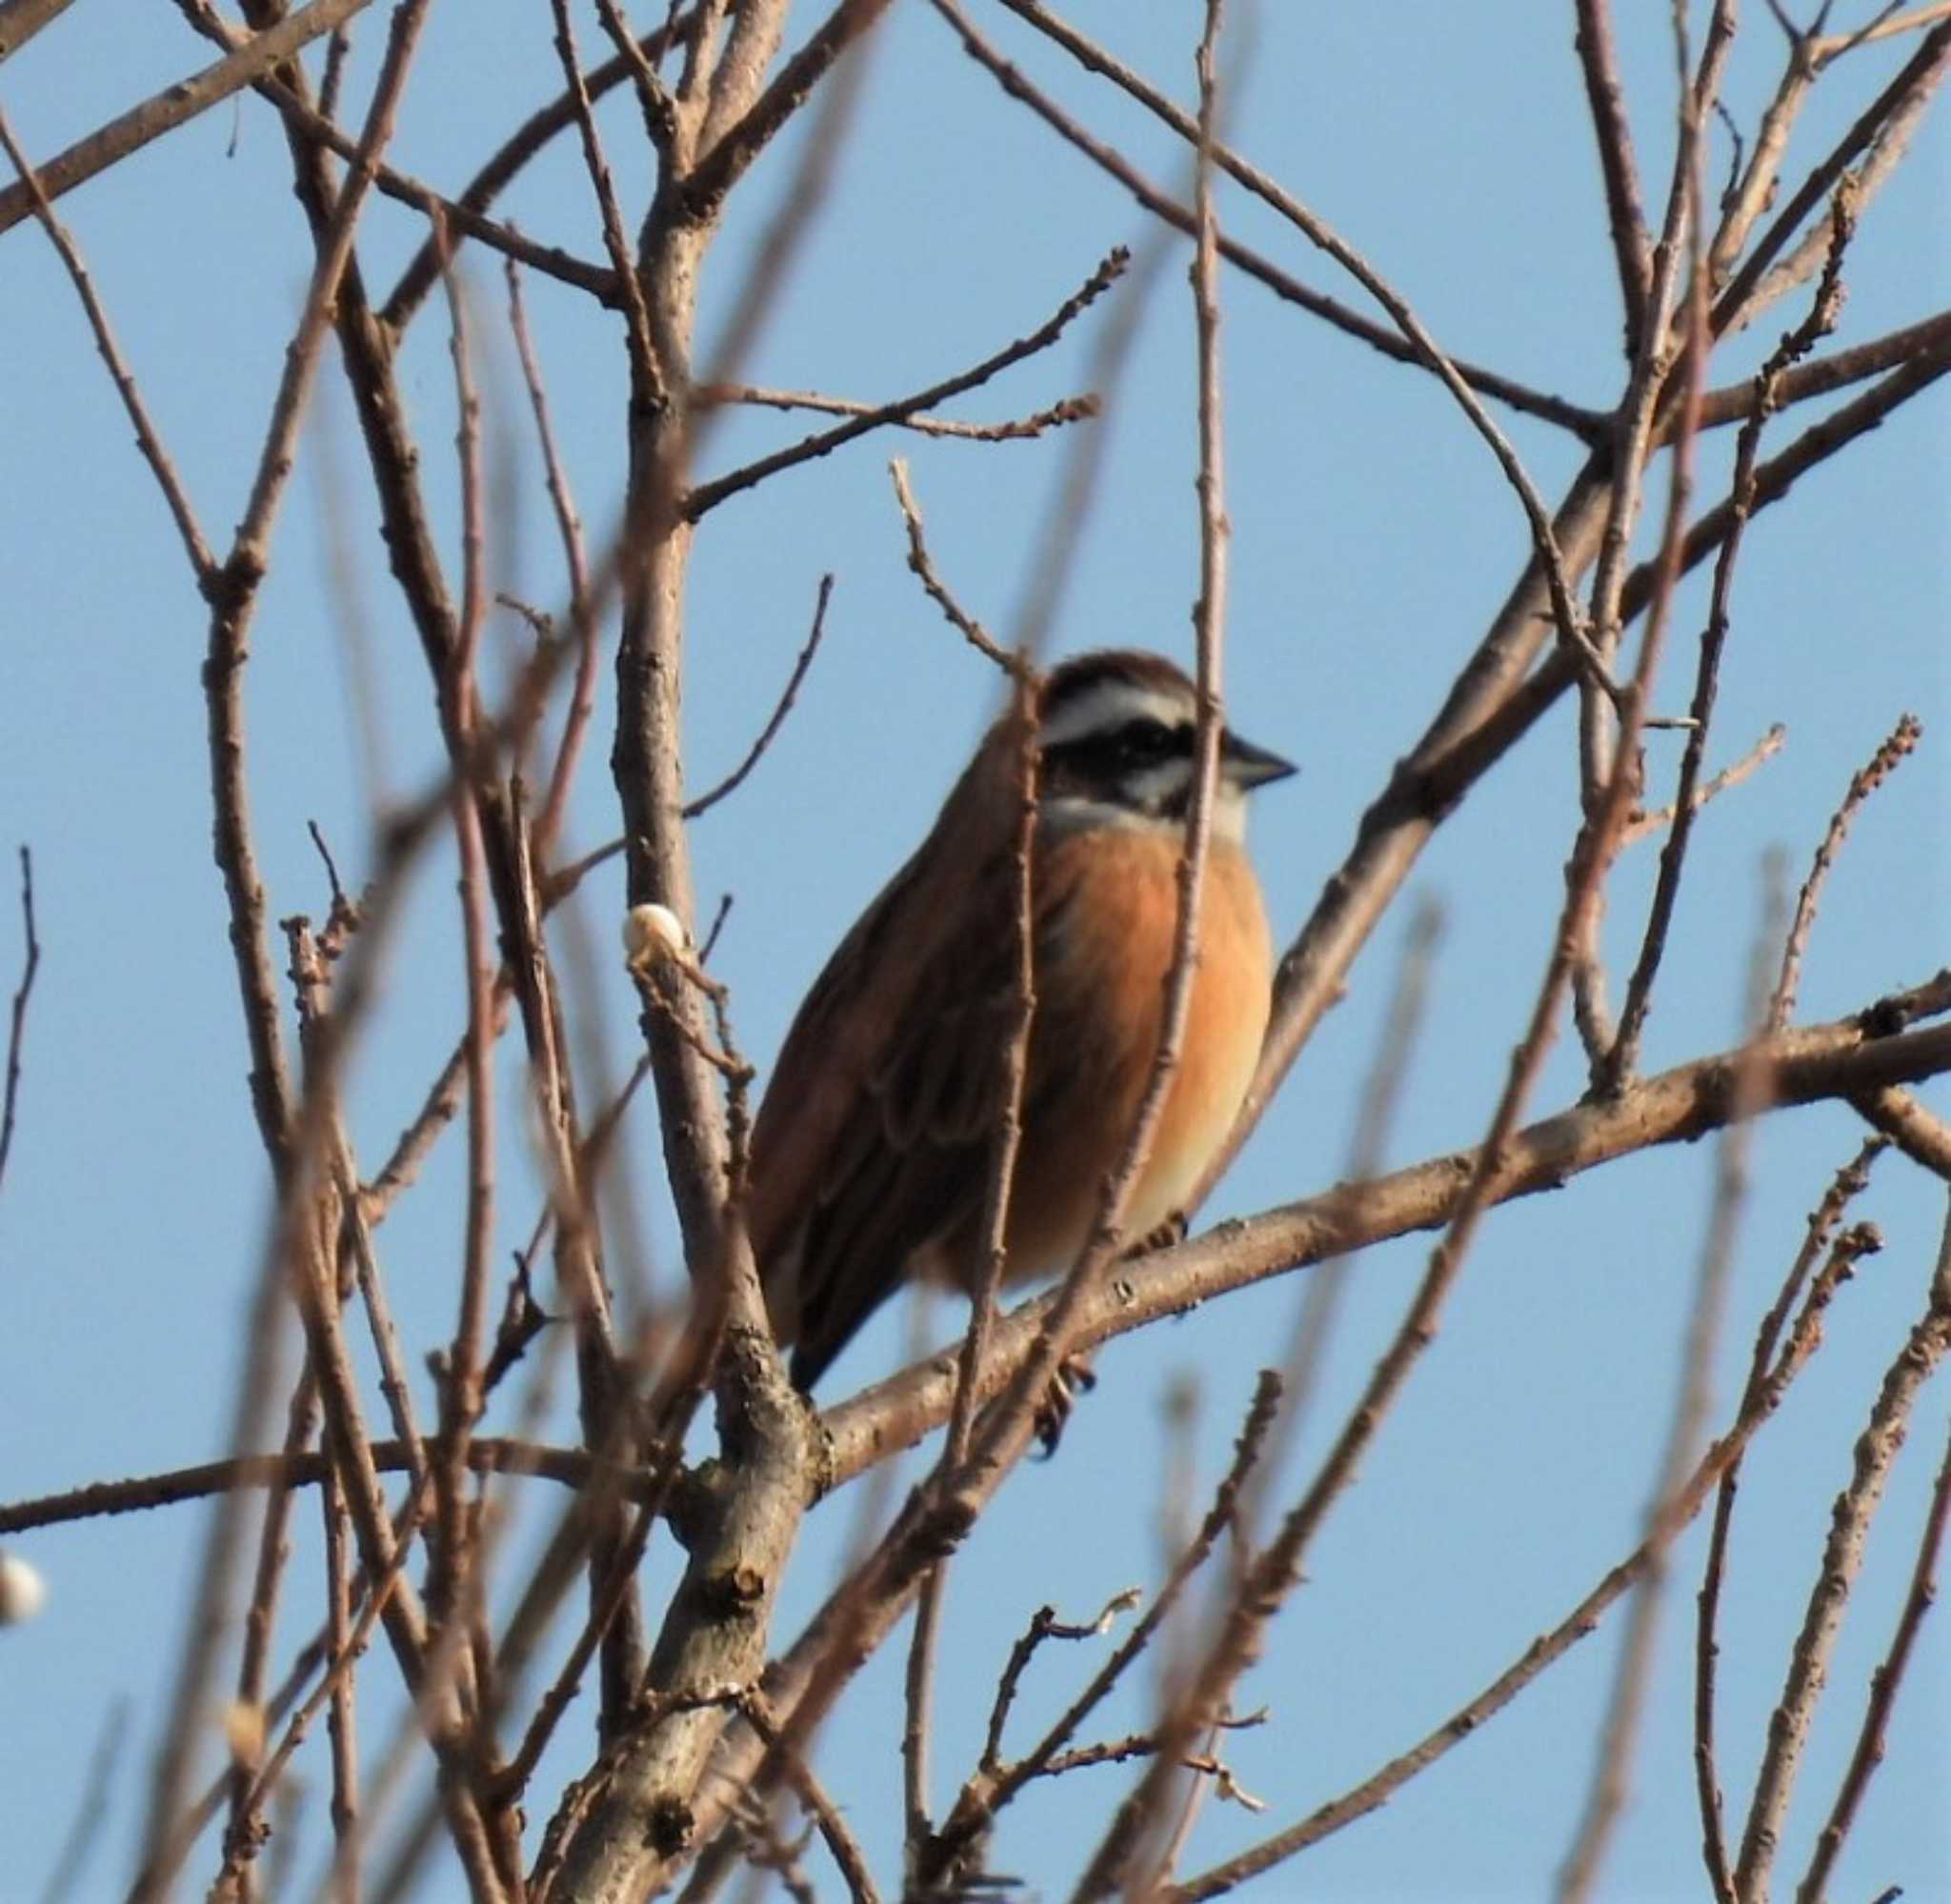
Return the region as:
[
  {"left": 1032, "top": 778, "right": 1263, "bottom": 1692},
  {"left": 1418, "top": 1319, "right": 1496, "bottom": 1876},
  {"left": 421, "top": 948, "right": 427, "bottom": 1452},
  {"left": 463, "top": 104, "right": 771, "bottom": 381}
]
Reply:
[
  {"left": 1693, "top": 1136, "right": 1887, "bottom": 1897},
  {"left": 1557, "top": 859, "right": 1784, "bottom": 1903},
  {"left": 1606, "top": 185, "right": 1855, "bottom": 1088},
  {"left": 687, "top": 246, "right": 1126, "bottom": 521},
  {"left": 1163, "top": 1213, "right": 1871, "bottom": 1899},
  {"left": 1732, "top": 1197, "right": 1951, "bottom": 1900},
  {"left": 1796, "top": 1395, "right": 1951, "bottom": 1900}
]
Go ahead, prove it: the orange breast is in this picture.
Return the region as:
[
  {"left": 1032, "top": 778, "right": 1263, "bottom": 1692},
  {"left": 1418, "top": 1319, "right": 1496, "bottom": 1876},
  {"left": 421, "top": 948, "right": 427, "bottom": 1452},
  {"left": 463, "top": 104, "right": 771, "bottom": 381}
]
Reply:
[{"left": 976, "top": 826, "right": 1273, "bottom": 1285}]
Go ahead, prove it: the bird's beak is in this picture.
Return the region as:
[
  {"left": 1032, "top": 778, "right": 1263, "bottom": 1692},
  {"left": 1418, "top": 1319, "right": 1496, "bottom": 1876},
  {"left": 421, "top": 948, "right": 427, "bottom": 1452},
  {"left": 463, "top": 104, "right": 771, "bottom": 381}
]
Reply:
[{"left": 1221, "top": 729, "right": 1298, "bottom": 790}]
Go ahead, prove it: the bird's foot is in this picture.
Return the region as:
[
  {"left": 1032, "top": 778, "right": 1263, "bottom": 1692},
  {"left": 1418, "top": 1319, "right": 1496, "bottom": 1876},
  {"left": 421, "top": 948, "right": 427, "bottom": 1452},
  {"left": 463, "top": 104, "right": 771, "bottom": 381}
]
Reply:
[
  {"left": 1034, "top": 1351, "right": 1097, "bottom": 1457},
  {"left": 1125, "top": 1211, "right": 1188, "bottom": 1258}
]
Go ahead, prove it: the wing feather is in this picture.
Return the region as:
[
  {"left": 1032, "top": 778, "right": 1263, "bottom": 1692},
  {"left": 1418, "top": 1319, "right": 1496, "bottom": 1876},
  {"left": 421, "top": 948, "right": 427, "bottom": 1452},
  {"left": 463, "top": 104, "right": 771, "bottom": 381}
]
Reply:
[{"left": 750, "top": 725, "right": 1030, "bottom": 1387}]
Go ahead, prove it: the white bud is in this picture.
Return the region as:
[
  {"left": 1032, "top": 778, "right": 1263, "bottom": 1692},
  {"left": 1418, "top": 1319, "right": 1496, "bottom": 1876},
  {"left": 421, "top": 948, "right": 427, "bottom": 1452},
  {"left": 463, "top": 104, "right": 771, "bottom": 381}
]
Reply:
[
  {"left": 623, "top": 903, "right": 688, "bottom": 969},
  {"left": 222, "top": 1699, "right": 266, "bottom": 1768},
  {"left": 0, "top": 1551, "right": 48, "bottom": 1625}
]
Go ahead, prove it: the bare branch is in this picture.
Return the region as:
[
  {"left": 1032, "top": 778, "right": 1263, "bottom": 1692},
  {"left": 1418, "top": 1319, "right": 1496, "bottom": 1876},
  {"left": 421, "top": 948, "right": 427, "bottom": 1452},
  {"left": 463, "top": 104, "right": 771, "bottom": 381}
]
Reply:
[
  {"left": 970, "top": 0, "right": 1603, "bottom": 686},
  {"left": 1162, "top": 1194, "right": 1876, "bottom": 1901},
  {"left": 0, "top": 0, "right": 77, "bottom": 60},
  {"left": 935, "top": 0, "right": 1607, "bottom": 441},
  {"left": 1571, "top": 0, "right": 1654, "bottom": 344},
  {"left": 382, "top": 7, "right": 699, "bottom": 330},
  {"left": 679, "top": 0, "right": 896, "bottom": 221},
  {"left": 1712, "top": 21, "right": 1951, "bottom": 337},
  {"left": 0, "top": 0, "right": 375, "bottom": 237},
  {"left": 1851, "top": 1085, "right": 1951, "bottom": 1178},
  {"left": 548, "top": 0, "right": 662, "bottom": 392},
  {"left": 818, "top": 988, "right": 1951, "bottom": 1493}
]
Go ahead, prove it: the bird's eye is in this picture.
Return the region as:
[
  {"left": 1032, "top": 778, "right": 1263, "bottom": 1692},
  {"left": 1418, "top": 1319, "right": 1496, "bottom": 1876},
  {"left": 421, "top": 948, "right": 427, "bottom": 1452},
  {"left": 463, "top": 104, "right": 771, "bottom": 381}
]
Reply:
[{"left": 1116, "top": 717, "right": 1178, "bottom": 760}]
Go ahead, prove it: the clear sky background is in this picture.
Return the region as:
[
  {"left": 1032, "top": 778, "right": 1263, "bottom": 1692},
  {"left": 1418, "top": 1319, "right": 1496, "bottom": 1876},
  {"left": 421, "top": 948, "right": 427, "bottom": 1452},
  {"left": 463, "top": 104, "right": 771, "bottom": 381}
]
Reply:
[{"left": 2, "top": 4, "right": 1948, "bottom": 1899}]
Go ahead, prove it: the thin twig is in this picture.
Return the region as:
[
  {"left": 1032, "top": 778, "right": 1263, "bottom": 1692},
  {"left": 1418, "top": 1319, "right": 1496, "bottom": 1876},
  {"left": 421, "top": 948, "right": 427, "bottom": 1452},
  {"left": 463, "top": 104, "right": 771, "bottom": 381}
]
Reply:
[
  {"left": 504, "top": 255, "right": 597, "bottom": 854},
  {"left": 888, "top": 462, "right": 1016, "bottom": 671},
  {"left": 905, "top": 662, "right": 1039, "bottom": 1881},
  {"left": 184, "top": 43, "right": 619, "bottom": 305},
  {"left": 1161, "top": 1210, "right": 1873, "bottom": 1901},
  {"left": 0, "top": 110, "right": 215, "bottom": 580},
  {"left": 685, "top": 575, "right": 836, "bottom": 819},
  {"left": 1568, "top": 0, "right": 1730, "bottom": 1066},
  {"left": 380, "top": 6, "right": 698, "bottom": 329},
  {"left": 1619, "top": 725, "right": 1785, "bottom": 844},
  {"left": 140, "top": 6, "right": 445, "bottom": 1884},
  {"left": 738, "top": 1694, "right": 884, "bottom": 1904},
  {"left": 1557, "top": 856, "right": 1785, "bottom": 1903},
  {"left": 1733, "top": 1195, "right": 1951, "bottom": 1901},
  {"left": 1067, "top": 11, "right": 1244, "bottom": 1884},
  {"left": 1606, "top": 185, "right": 1856, "bottom": 1088},
  {"left": 548, "top": 0, "right": 662, "bottom": 394},
  {"left": 1696, "top": 309, "right": 1951, "bottom": 431},
  {"left": 970, "top": 0, "right": 1603, "bottom": 688},
  {"left": 931, "top": 0, "right": 1607, "bottom": 441},
  {"left": 219, "top": 1349, "right": 320, "bottom": 1896},
  {"left": 1240, "top": 899, "right": 1440, "bottom": 1541},
  {"left": 592, "top": 0, "right": 680, "bottom": 150},
  {"left": 0, "top": 845, "right": 39, "bottom": 1198},
  {"left": 1693, "top": 1136, "right": 1887, "bottom": 1900},
  {"left": 36, "top": 1695, "right": 128, "bottom": 1904},
  {"left": 1772, "top": 711, "right": 1923, "bottom": 1032},
  {"left": 1813, "top": 0, "right": 1951, "bottom": 63},
  {"left": 1712, "top": 22, "right": 1951, "bottom": 338},
  {"left": 919, "top": 1378, "right": 1278, "bottom": 1890},
  {"left": 698, "top": 381, "right": 1096, "bottom": 440},
  {"left": 685, "top": 247, "right": 1127, "bottom": 521},
  {"left": 1795, "top": 1399, "right": 1951, "bottom": 1901},
  {"left": 1571, "top": 0, "right": 1654, "bottom": 345},
  {"left": 321, "top": 1468, "right": 361, "bottom": 1901}
]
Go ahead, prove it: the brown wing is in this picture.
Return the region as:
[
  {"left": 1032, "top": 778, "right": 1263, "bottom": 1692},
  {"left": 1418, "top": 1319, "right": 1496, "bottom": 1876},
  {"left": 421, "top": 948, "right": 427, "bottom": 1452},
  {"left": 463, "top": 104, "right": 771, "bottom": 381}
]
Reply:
[
  {"left": 748, "top": 727, "right": 1033, "bottom": 1389},
  {"left": 785, "top": 927, "right": 1034, "bottom": 1389}
]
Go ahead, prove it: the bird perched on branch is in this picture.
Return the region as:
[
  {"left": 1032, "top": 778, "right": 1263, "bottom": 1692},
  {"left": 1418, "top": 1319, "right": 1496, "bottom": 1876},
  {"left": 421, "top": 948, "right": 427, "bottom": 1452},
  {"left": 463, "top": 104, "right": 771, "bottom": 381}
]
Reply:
[{"left": 751, "top": 649, "right": 1294, "bottom": 1392}]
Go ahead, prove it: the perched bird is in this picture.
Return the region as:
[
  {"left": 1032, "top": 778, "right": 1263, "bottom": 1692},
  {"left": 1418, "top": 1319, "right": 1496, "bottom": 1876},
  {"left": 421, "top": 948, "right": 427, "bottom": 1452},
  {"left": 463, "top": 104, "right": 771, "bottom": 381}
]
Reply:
[{"left": 750, "top": 649, "right": 1294, "bottom": 1392}]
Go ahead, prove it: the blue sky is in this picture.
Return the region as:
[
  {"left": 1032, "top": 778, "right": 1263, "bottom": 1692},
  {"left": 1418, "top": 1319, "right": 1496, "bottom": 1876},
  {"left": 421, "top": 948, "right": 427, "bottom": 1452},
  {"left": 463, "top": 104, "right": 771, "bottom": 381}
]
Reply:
[{"left": 3, "top": 4, "right": 1948, "bottom": 1898}]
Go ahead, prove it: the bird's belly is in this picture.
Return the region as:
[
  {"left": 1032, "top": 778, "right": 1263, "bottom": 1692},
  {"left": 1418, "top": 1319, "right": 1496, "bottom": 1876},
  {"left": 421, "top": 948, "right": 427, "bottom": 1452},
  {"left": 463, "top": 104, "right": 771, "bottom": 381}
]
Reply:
[{"left": 954, "top": 831, "right": 1272, "bottom": 1291}]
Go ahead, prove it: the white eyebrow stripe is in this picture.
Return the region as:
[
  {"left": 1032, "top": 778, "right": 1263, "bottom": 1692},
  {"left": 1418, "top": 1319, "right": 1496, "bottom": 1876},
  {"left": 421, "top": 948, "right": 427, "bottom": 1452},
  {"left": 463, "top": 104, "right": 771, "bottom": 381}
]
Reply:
[{"left": 1038, "top": 678, "right": 1191, "bottom": 750}]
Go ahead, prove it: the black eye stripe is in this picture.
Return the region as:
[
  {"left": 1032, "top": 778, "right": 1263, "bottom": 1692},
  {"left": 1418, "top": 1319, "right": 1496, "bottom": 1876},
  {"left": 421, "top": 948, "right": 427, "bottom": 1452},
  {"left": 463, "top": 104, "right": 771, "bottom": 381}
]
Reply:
[{"left": 1045, "top": 715, "right": 1192, "bottom": 770}]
